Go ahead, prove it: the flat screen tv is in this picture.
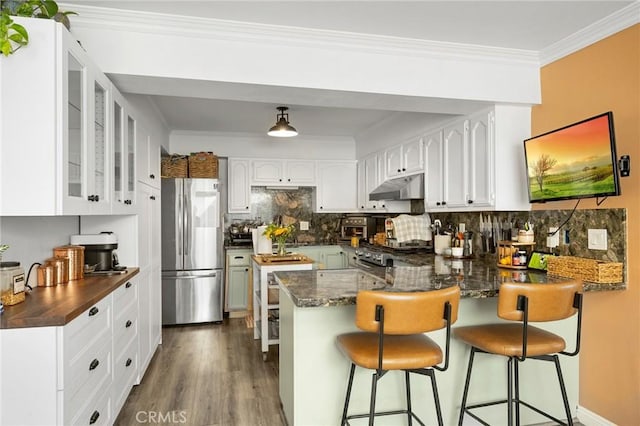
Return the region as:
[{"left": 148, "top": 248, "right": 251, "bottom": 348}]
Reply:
[{"left": 524, "top": 111, "right": 620, "bottom": 203}]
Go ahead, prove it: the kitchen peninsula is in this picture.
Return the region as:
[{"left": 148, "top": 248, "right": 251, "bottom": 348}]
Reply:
[{"left": 275, "top": 255, "right": 624, "bottom": 426}]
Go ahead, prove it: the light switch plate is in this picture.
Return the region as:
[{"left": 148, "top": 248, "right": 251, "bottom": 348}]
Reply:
[
  {"left": 299, "top": 221, "right": 309, "bottom": 231},
  {"left": 588, "top": 229, "right": 607, "bottom": 250}
]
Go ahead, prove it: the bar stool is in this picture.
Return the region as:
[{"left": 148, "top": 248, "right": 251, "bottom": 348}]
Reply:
[
  {"left": 336, "top": 286, "right": 460, "bottom": 426},
  {"left": 454, "top": 280, "right": 583, "bottom": 426}
]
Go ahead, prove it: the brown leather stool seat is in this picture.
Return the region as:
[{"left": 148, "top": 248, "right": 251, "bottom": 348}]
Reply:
[
  {"left": 336, "top": 286, "right": 460, "bottom": 426},
  {"left": 454, "top": 280, "right": 583, "bottom": 426}
]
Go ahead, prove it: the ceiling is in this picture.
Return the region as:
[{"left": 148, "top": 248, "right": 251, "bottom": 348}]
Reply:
[{"left": 63, "top": 1, "right": 636, "bottom": 138}]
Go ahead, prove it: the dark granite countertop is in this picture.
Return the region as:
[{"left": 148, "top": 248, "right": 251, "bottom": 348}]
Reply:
[{"left": 275, "top": 253, "right": 625, "bottom": 308}]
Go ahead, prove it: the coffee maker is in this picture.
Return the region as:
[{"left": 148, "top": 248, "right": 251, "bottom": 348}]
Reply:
[{"left": 70, "top": 232, "right": 124, "bottom": 272}]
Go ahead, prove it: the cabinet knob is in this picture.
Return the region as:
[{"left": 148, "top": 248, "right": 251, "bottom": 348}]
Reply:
[
  {"left": 320, "top": 206, "right": 323, "bottom": 210},
  {"left": 468, "top": 199, "right": 474, "bottom": 204},
  {"left": 89, "top": 411, "right": 100, "bottom": 425},
  {"left": 150, "top": 174, "right": 155, "bottom": 179},
  {"left": 372, "top": 205, "right": 376, "bottom": 208},
  {"left": 381, "top": 204, "right": 386, "bottom": 208},
  {"left": 245, "top": 268, "right": 249, "bottom": 272},
  {"left": 436, "top": 202, "right": 441, "bottom": 206},
  {"left": 126, "top": 358, "right": 132, "bottom": 367},
  {"left": 125, "top": 281, "right": 132, "bottom": 288},
  {"left": 402, "top": 168, "right": 406, "bottom": 171},
  {"left": 360, "top": 205, "right": 364, "bottom": 209},
  {"left": 150, "top": 195, "right": 156, "bottom": 200},
  {"left": 279, "top": 178, "right": 282, "bottom": 182},
  {"left": 245, "top": 206, "right": 249, "bottom": 210},
  {"left": 442, "top": 201, "right": 447, "bottom": 205},
  {"left": 397, "top": 169, "right": 401, "bottom": 173},
  {"left": 88, "top": 306, "right": 99, "bottom": 317},
  {"left": 89, "top": 358, "right": 100, "bottom": 371},
  {"left": 126, "top": 320, "right": 132, "bottom": 328}
]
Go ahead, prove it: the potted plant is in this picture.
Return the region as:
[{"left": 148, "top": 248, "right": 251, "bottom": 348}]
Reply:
[{"left": 0, "top": 0, "right": 76, "bottom": 56}]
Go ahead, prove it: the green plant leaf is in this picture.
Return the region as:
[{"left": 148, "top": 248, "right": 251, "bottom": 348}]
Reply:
[
  {"left": 41, "top": 0, "right": 58, "bottom": 17},
  {"left": 1, "top": 39, "right": 11, "bottom": 56},
  {"left": 10, "top": 21, "right": 26, "bottom": 40}
]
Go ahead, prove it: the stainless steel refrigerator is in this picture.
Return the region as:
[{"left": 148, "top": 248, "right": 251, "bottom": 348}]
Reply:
[{"left": 161, "top": 178, "right": 224, "bottom": 325}]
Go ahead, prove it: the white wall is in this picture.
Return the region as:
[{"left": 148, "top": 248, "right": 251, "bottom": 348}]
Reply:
[
  {"left": 169, "top": 131, "right": 355, "bottom": 159},
  {"left": 0, "top": 216, "right": 79, "bottom": 288}
]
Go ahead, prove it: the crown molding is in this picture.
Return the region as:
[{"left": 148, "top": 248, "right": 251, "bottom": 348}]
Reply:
[
  {"left": 63, "top": 4, "right": 539, "bottom": 66},
  {"left": 540, "top": 1, "right": 640, "bottom": 66}
]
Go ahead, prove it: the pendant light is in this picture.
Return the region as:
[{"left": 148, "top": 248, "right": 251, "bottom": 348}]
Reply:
[{"left": 268, "top": 106, "right": 298, "bottom": 137}]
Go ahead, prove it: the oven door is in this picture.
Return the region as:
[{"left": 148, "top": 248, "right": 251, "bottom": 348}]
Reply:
[{"left": 341, "top": 225, "right": 366, "bottom": 239}]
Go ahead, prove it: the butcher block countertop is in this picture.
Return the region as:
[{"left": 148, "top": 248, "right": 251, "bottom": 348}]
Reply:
[
  {"left": 251, "top": 254, "right": 314, "bottom": 266},
  {"left": 0, "top": 268, "right": 139, "bottom": 329}
]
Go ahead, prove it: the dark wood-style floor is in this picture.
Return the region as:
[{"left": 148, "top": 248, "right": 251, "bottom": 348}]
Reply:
[{"left": 115, "top": 319, "right": 286, "bottom": 426}]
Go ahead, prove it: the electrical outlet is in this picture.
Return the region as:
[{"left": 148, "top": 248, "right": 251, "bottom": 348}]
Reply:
[
  {"left": 299, "top": 221, "right": 309, "bottom": 231},
  {"left": 547, "top": 227, "right": 559, "bottom": 248},
  {"left": 588, "top": 229, "right": 607, "bottom": 250}
]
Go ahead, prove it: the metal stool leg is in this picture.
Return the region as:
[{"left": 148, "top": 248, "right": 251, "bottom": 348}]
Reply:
[
  {"left": 405, "top": 371, "right": 413, "bottom": 425},
  {"left": 553, "top": 355, "right": 574, "bottom": 426},
  {"left": 514, "top": 359, "right": 520, "bottom": 426},
  {"left": 507, "top": 357, "right": 514, "bottom": 426},
  {"left": 429, "top": 369, "right": 444, "bottom": 426},
  {"left": 458, "top": 347, "right": 476, "bottom": 426},
  {"left": 341, "top": 364, "right": 356, "bottom": 426},
  {"left": 369, "top": 372, "right": 380, "bottom": 426}
]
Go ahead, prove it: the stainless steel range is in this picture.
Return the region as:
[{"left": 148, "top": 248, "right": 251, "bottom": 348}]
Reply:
[{"left": 354, "top": 248, "right": 395, "bottom": 267}]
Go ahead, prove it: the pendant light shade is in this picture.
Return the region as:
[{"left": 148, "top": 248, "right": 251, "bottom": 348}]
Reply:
[{"left": 268, "top": 106, "right": 298, "bottom": 137}]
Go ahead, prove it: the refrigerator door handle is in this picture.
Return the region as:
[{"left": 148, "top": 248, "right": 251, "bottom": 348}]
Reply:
[
  {"left": 176, "top": 180, "right": 183, "bottom": 258},
  {"left": 185, "top": 179, "right": 192, "bottom": 257}
]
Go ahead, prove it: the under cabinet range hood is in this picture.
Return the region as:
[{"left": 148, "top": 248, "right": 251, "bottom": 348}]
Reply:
[{"left": 369, "top": 173, "right": 424, "bottom": 201}]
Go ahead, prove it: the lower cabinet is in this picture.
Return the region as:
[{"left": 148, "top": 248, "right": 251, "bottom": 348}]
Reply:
[
  {"left": 0, "top": 275, "right": 154, "bottom": 425},
  {"left": 294, "top": 245, "right": 348, "bottom": 269},
  {"left": 225, "top": 248, "right": 252, "bottom": 313}
]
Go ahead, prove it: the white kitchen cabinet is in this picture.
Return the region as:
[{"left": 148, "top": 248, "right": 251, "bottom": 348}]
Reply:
[
  {"left": 112, "top": 87, "right": 137, "bottom": 214},
  {"left": 357, "top": 153, "right": 410, "bottom": 213},
  {"left": 226, "top": 248, "right": 252, "bottom": 312},
  {"left": 136, "top": 182, "right": 162, "bottom": 377},
  {"left": 384, "top": 137, "right": 424, "bottom": 179},
  {"left": 294, "top": 245, "right": 347, "bottom": 269},
  {"left": 424, "top": 106, "right": 531, "bottom": 212},
  {"left": 251, "top": 159, "right": 316, "bottom": 186},
  {"left": 0, "top": 18, "right": 112, "bottom": 216},
  {"left": 228, "top": 158, "right": 251, "bottom": 213},
  {"left": 136, "top": 122, "right": 161, "bottom": 189},
  {"left": 314, "top": 160, "right": 357, "bottom": 212},
  {"left": 112, "top": 279, "right": 139, "bottom": 418}
]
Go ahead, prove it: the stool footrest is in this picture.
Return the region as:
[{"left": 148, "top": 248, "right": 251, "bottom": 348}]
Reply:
[
  {"left": 347, "top": 410, "right": 425, "bottom": 426},
  {"left": 464, "top": 399, "right": 571, "bottom": 426}
]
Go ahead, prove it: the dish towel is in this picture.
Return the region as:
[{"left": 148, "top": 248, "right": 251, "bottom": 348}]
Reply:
[{"left": 391, "top": 214, "right": 432, "bottom": 243}]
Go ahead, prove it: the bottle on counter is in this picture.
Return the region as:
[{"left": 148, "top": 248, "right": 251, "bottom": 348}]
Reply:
[{"left": 0, "top": 261, "right": 26, "bottom": 306}]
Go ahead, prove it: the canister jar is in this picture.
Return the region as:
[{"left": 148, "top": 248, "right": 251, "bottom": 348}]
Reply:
[
  {"left": 45, "top": 257, "right": 69, "bottom": 285},
  {"left": 53, "top": 245, "right": 84, "bottom": 280},
  {"left": 37, "top": 264, "right": 56, "bottom": 287},
  {"left": 0, "top": 261, "right": 26, "bottom": 306}
]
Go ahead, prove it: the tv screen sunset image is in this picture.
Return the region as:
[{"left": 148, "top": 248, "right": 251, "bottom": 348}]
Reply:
[{"left": 525, "top": 113, "right": 617, "bottom": 202}]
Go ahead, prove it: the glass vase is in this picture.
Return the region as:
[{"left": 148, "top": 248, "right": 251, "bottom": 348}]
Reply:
[{"left": 277, "top": 241, "right": 287, "bottom": 256}]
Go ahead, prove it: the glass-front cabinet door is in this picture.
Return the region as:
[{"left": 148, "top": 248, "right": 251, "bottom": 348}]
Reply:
[
  {"left": 113, "top": 93, "right": 124, "bottom": 205},
  {"left": 88, "top": 72, "right": 111, "bottom": 213},
  {"left": 126, "top": 114, "right": 136, "bottom": 205},
  {"left": 112, "top": 87, "right": 136, "bottom": 212},
  {"left": 63, "top": 50, "right": 87, "bottom": 213}
]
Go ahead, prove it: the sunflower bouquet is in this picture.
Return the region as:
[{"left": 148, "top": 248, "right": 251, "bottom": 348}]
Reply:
[{"left": 263, "top": 223, "right": 295, "bottom": 256}]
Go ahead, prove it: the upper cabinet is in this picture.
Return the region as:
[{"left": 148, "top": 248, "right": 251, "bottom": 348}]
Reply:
[
  {"left": 424, "top": 107, "right": 530, "bottom": 212},
  {"left": 357, "top": 153, "right": 410, "bottom": 213},
  {"left": 314, "top": 161, "right": 357, "bottom": 212},
  {"left": 384, "top": 137, "right": 424, "bottom": 179},
  {"left": 251, "top": 159, "right": 316, "bottom": 186},
  {"left": 136, "top": 122, "right": 160, "bottom": 189},
  {"left": 0, "top": 18, "right": 115, "bottom": 216},
  {"left": 112, "top": 88, "right": 137, "bottom": 213},
  {"left": 228, "top": 158, "right": 251, "bottom": 213}
]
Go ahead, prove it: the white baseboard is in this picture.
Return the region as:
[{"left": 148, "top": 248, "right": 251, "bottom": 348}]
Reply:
[{"left": 577, "top": 405, "right": 616, "bottom": 426}]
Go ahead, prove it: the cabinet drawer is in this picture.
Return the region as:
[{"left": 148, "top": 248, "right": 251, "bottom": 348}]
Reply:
[
  {"left": 65, "top": 338, "right": 112, "bottom": 419},
  {"left": 67, "top": 367, "right": 112, "bottom": 426},
  {"left": 113, "top": 339, "right": 138, "bottom": 416},
  {"left": 114, "top": 299, "right": 138, "bottom": 359},
  {"left": 228, "top": 252, "right": 251, "bottom": 266},
  {"left": 113, "top": 279, "right": 138, "bottom": 307},
  {"left": 64, "top": 296, "right": 112, "bottom": 361}
]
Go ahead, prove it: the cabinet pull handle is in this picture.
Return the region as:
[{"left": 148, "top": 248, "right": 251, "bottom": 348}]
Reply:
[
  {"left": 125, "top": 199, "right": 132, "bottom": 205},
  {"left": 88, "top": 306, "right": 99, "bottom": 317},
  {"left": 150, "top": 174, "right": 155, "bottom": 179},
  {"left": 468, "top": 199, "right": 474, "bottom": 204},
  {"left": 89, "top": 411, "right": 100, "bottom": 425},
  {"left": 126, "top": 320, "right": 132, "bottom": 328},
  {"left": 150, "top": 195, "right": 156, "bottom": 200},
  {"left": 126, "top": 358, "right": 132, "bottom": 367},
  {"left": 442, "top": 201, "right": 447, "bottom": 205},
  {"left": 87, "top": 195, "right": 96, "bottom": 202},
  {"left": 234, "top": 256, "right": 244, "bottom": 259},
  {"left": 125, "top": 281, "right": 132, "bottom": 288},
  {"left": 95, "top": 195, "right": 99, "bottom": 202},
  {"left": 245, "top": 268, "right": 249, "bottom": 272},
  {"left": 89, "top": 359, "right": 100, "bottom": 371}
]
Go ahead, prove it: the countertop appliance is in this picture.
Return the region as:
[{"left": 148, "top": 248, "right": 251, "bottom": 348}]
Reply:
[
  {"left": 354, "top": 248, "right": 395, "bottom": 267},
  {"left": 70, "top": 232, "right": 123, "bottom": 272},
  {"left": 161, "top": 178, "right": 224, "bottom": 325},
  {"left": 340, "top": 216, "right": 376, "bottom": 242}
]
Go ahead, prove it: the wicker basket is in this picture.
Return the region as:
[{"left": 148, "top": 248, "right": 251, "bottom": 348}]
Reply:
[
  {"left": 161, "top": 155, "right": 189, "bottom": 178},
  {"left": 188, "top": 152, "right": 218, "bottom": 178},
  {"left": 546, "top": 256, "right": 623, "bottom": 284}
]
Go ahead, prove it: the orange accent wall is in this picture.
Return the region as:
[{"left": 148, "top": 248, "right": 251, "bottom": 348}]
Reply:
[{"left": 532, "top": 24, "right": 640, "bottom": 424}]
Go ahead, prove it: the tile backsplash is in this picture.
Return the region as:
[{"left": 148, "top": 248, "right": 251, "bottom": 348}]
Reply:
[{"left": 227, "top": 188, "right": 626, "bottom": 267}]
